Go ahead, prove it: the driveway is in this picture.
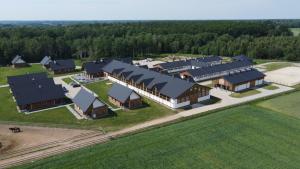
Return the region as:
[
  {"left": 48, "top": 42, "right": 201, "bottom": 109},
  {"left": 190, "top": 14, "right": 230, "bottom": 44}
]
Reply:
[{"left": 53, "top": 75, "right": 81, "bottom": 99}]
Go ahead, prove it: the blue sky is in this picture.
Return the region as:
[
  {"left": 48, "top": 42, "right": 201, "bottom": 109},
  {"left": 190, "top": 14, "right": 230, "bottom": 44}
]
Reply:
[{"left": 0, "top": 0, "right": 299, "bottom": 20}]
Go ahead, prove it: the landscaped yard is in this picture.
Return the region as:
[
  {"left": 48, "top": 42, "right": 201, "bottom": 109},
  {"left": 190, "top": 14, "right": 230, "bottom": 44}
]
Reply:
[
  {"left": 62, "top": 77, "right": 75, "bottom": 84},
  {"left": 257, "top": 91, "right": 300, "bottom": 119},
  {"left": 0, "top": 86, "right": 175, "bottom": 131},
  {"left": 0, "top": 64, "right": 46, "bottom": 85},
  {"left": 15, "top": 99, "right": 300, "bottom": 169},
  {"left": 262, "top": 84, "right": 279, "bottom": 90},
  {"left": 230, "top": 89, "right": 261, "bottom": 98}
]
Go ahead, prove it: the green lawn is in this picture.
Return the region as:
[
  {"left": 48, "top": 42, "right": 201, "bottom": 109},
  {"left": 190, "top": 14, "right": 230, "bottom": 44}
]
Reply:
[
  {"left": 230, "top": 89, "right": 261, "bottom": 98},
  {"left": 264, "top": 62, "right": 293, "bottom": 71},
  {"left": 0, "top": 64, "right": 46, "bottom": 85},
  {"left": 15, "top": 103, "right": 300, "bottom": 169},
  {"left": 0, "top": 87, "right": 175, "bottom": 131},
  {"left": 262, "top": 84, "right": 279, "bottom": 90},
  {"left": 290, "top": 28, "right": 300, "bottom": 36},
  {"left": 257, "top": 91, "right": 300, "bottom": 119},
  {"left": 84, "top": 80, "right": 117, "bottom": 108},
  {"left": 62, "top": 77, "right": 75, "bottom": 84}
]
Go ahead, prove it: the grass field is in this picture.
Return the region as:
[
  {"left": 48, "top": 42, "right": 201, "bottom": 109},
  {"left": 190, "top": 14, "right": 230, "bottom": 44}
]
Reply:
[
  {"left": 0, "top": 87, "right": 175, "bottom": 131},
  {"left": 62, "top": 77, "right": 75, "bottom": 84},
  {"left": 230, "top": 89, "right": 261, "bottom": 98},
  {"left": 264, "top": 62, "right": 293, "bottom": 71},
  {"left": 15, "top": 101, "right": 300, "bottom": 169},
  {"left": 257, "top": 91, "right": 300, "bottom": 119},
  {"left": 0, "top": 64, "right": 46, "bottom": 85},
  {"left": 290, "top": 28, "right": 300, "bottom": 36},
  {"left": 262, "top": 84, "right": 279, "bottom": 90}
]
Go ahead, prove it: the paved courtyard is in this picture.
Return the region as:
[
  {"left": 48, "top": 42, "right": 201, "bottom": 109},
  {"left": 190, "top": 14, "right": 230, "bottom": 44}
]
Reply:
[{"left": 265, "top": 67, "right": 300, "bottom": 86}]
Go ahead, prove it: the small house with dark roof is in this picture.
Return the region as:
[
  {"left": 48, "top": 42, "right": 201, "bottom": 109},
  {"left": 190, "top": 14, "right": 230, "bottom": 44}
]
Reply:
[
  {"left": 49, "top": 59, "right": 76, "bottom": 74},
  {"left": 108, "top": 83, "right": 142, "bottom": 109},
  {"left": 212, "top": 69, "right": 265, "bottom": 92},
  {"left": 11, "top": 55, "right": 28, "bottom": 68},
  {"left": 40, "top": 56, "right": 52, "bottom": 68},
  {"left": 82, "top": 60, "right": 111, "bottom": 79},
  {"left": 73, "top": 89, "right": 108, "bottom": 119},
  {"left": 7, "top": 73, "right": 66, "bottom": 111}
]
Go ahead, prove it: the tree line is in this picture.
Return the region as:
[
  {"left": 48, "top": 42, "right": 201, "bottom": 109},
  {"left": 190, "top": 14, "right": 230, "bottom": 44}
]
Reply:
[{"left": 0, "top": 21, "right": 297, "bottom": 65}]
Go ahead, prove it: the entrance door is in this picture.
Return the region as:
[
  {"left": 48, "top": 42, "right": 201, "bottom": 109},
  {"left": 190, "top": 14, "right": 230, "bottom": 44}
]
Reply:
[{"left": 190, "top": 95, "right": 198, "bottom": 104}]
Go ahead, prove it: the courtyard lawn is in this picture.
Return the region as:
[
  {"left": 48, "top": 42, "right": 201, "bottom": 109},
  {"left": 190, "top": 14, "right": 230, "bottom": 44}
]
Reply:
[
  {"left": 84, "top": 80, "right": 117, "bottom": 108},
  {"left": 0, "top": 64, "right": 46, "bottom": 85},
  {"left": 257, "top": 91, "right": 300, "bottom": 119},
  {"left": 230, "top": 89, "right": 261, "bottom": 98},
  {"left": 15, "top": 104, "right": 300, "bottom": 169},
  {"left": 62, "top": 77, "right": 75, "bottom": 84},
  {"left": 290, "top": 28, "right": 300, "bottom": 36},
  {"left": 262, "top": 84, "right": 279, "bottom": 90},
  {"left": 0, "top": 87, "right": 175, "bottom": 131},
  {"left": 264, "top": 62, "right": 293, "bottom": 71}
]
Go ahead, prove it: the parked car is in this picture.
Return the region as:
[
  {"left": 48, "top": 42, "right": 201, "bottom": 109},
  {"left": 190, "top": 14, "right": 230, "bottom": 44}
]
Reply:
[
  {"left": 62, "top": 87, "right": 68, "bottom": 93},
  {"left": 70, "top": 82, "right": 81, "bottom": 88}
]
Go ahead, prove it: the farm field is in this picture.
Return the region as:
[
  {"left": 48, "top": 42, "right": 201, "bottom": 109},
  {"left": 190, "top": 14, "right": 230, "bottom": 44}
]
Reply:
[
  {"left": 257, "top": 91, "right": 300, "bottom": 119},
  {"left": 0, "top": 64, "right": 46, "bottom": 85},
  {"left": 0, "top": 87, "right": 175, "bottom": 131},
  {"left": 15, "top": 99, "right": 300, "bottom": 169},
  {"left": 290, "top": 28, "right": 300, "bottom": 36}
]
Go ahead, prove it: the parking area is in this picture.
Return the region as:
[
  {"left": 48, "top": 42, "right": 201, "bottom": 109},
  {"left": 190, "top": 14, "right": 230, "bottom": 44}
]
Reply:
[
  {"left": 265, "top": 67, "right": 300, "bottom": 86},
  {"left": 73, "top": 74, "right": 106, "bottom": 84}
]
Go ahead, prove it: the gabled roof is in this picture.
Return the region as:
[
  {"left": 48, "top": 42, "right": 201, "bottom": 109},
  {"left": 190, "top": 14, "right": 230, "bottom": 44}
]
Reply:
[
  {"left": 157, "top": 60, "right": 191, "bottom": 69},
  {"left": 233, "top": 55, "right": 253, "bottom": 62},
  {"left": 103, "top": 60, "right": 199, "bottom": 99},
  {"left": 7, "top": 73, "right": 65, "bottom": 106},
  {"left": 186, "top": 60, "right": 253, "bottom": 77},
  {"left": 83, "top": 61, "right": 109, "bottom": 74},
  {"left": 108, "top": 83, "right": 140, "bottom": 103},
  {"left": 12, "top": 55, "right": 26, "bottom": 64},
  {"left": 49, "top": 59, "right": 75, "bottom": 71},
  {"left": 73, "top": 89, "right": 105, "bottom": 112},
  {"left": 223, "top": 69, "right": 265, "bottom": 85},
  {"left": 40, "top": 56, "right": 52, "bottom": 65}
]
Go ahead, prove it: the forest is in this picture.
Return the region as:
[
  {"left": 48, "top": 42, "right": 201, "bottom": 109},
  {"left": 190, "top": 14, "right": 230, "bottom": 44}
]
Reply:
[{"left": 0, "top": 20, "right": 299, "bottom": 65}]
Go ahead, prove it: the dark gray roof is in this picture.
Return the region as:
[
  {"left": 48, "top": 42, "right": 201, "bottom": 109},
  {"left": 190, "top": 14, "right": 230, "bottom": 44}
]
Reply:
[
  {"left": 233, "top": 55, "right": 253, "bottom": 62},
  {"left": 73, "top": 89, "right": 105, "bottom": 112},
  {"left": 223, "top": 69, "right": 265, "bottom": 85},
  {"left": 40, "top": 56, "right": 52, "bottom": 65},
  {"left": 157, "top": 56, "right": 222, "bottom": 70},
  {"left": 7, "top": 73, "right": 65, "bottom": 106},
  {"left": 83, "top": 61, "right": 110, "bottom": 74},
  {"left": 49, "top": 59, "right": 75, "bottom": 71},
  {"left": 11, "top": 55, "right": 26, "bottom": 64},
  {"left": 103, "top": 60, "right": 198, "bottom": 99},
  {"left": 108, "top": 83, "right": 139, "bottom": 103},
  {"left": 186, "top": 60, "right": 253, "bottom": 77}
]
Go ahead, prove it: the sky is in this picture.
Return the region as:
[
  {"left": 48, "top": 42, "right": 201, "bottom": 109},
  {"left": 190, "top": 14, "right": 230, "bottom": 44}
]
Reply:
[{"left": 0, "top": 0, "right": 299, "bottom": 20}]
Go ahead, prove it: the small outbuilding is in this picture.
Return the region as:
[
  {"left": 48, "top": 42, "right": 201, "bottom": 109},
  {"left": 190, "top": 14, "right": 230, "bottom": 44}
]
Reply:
[
  {"left": 108, "top": 84, "right": 142, "bottom": 109},
  {"left": 11, "top": 55, "right": 28, "bottom": 68},
  {"left": 49, "top": 59, "right": 76, "bottom": 74},
  {"left": 73, "top": 89, "right": 108, "bottom": 119},
  {"left": 40, "top": 56, "right": 52, "bottom": 68},
  {"left": 213, "top": 69, "right": 265, "bottom": 92}
]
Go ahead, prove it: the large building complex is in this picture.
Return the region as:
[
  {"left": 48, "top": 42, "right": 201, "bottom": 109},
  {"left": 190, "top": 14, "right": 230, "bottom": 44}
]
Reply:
[{"left": 103, "top": 60, "right": 211, "bottom": 109}]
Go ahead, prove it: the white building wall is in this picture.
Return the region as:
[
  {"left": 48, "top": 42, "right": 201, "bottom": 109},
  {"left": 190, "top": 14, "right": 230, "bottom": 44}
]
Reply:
[
  {"left": 107, "top": 76, "right": 210, "bottom": 109},
  {"left": 234, "top": 83, "right": 250, "bottom": 92},
  {"left": 255, "top": 79, "right": 264, "bottom": 86}
]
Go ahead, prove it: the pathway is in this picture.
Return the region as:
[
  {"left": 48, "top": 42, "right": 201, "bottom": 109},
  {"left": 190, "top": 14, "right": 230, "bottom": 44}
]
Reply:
[{"left": 66, "top": 105, "right": 86, "bottom": 120}]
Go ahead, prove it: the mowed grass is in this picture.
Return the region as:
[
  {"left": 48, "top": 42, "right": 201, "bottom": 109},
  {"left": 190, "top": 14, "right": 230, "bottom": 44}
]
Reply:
[
  {"left": 62, "top": 77, "right": 75, "bottom": 84},
  {"left": 0, "top": 64, "right": 46, "bottom": 85},
  {"left": 15, "top": 104, "right": 300, "bottom": 169},
  {"left": 230, "top": 89, "right": 261, "bottom": 98},
  {"left": 257, "top": 91, "right": 300, "bottom": 119},
  {"left": 0, "top": 87, "right": 175, "bottom": 131},
  {"left": 262, "top": 84, "right": 279, "bottom": 90},
  {"left": 264, "top": 62, "right": 293, "bottom": 71},
  {"left": 290, "top": 28, "right": 300, "bottom": 36}
]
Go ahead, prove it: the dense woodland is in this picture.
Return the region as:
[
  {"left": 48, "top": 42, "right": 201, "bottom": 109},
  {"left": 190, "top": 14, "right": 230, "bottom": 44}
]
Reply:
[{"left": 0, "top": 20, "right": 299, "bottom": 65}]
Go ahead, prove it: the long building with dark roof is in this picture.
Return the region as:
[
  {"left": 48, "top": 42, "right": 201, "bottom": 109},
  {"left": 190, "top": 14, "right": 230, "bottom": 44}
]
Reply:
[
  {"left": 212, "top": 69, "right": 265, "bottom": 92},
  {"left": 103, "top": 60, "right": 211, "bottom": 109},
  {"left": 49, "top": 59, "right": 76, "bottom": 74},
  {"left": 8, "top": 73, "right": 66, "bottom": 111},
  {"left": 180, "top": 60, "right": 253, "bottom": 82},
  {"left": 154, "top": 56, "right": 222, "bottom": 73}
]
